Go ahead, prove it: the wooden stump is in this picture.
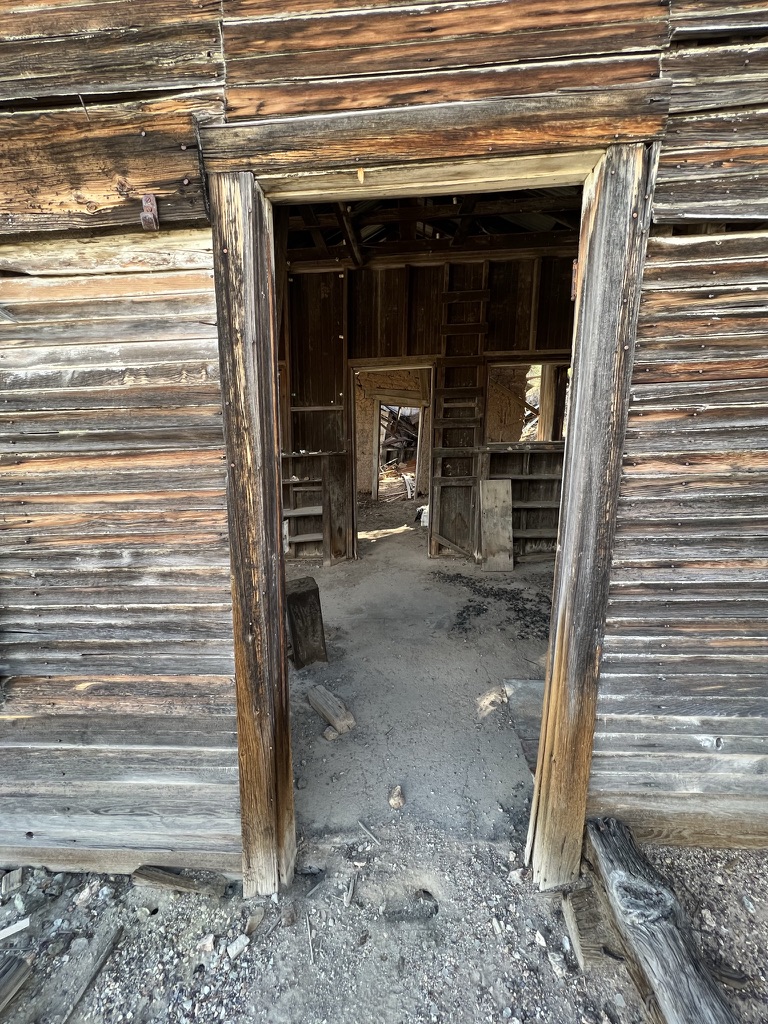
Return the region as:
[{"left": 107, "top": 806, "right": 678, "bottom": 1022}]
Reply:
[{"left": 286, "top": 577, "right": 328, "bottom": 669}]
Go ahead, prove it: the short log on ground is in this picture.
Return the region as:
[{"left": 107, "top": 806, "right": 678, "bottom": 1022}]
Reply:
[
  {"left": 307, "top": 685, "right": 355, "bottom": 734},
  {"left": 586, "top": 817, "right": 738, "bottom": 1024}
]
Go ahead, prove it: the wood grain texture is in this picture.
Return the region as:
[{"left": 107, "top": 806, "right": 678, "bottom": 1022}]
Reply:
[
  {"left": 201, "top": 87, "right": 669, "bottom": 176},
  {"left": 654, "top": 107, "right": 768, "bottom": 221},
  {"left": 670, "top": 0, "right": 768, "bottom": 38},
  {"left": 209, "top": 172, "right": 296, "bottom": 895},
  {"left": 587, "top": 818, "right": 738, "bottom": 1024},
  {"left": 527, "top": 142, "right": 659, "bottom": 889},
  {"left": 0, "top": 229, "right": 239, "bottom": 873},
  {"left": 224, "top": 1, "right": 668, "bottom": 87},
  {"left": 592, "top": 230, "right": 768, "bottom": 849},
  {"left": 0, "top": 23, "right": 223, "bottom": 100},
  {"left": 0, "top": 231, "right": 215, "bottom": 277},
  {"left": 0, "top": 91, "right": 223, "bottom": 234},
  {"left": 226, "top": 53, "right": 662, "bottom": 120},
  {"left": 664, "top": 42, "right": 768, "bottom": 114}
]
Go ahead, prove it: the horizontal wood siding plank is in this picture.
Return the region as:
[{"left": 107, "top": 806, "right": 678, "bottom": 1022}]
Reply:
[
  {"left": 201, "top": 87, "right": 670, "bottom": 174},
  {"left": 0, "top": 24, "right": 223, "bottom": 100},
  {"left": 226, "top": 53, "right": 662, "bottom": 120},
  {"left": 663, "top": 42, "right": 768, "bottom": 114},
  {"left": 0, "top": 92, "right": 224, "bottom": 234},
  {"left": 224, "top": 2, "right": 667, "bottom": 90},
  {"left": 670, "top": 1, "right": 768, "bottom": 39}
]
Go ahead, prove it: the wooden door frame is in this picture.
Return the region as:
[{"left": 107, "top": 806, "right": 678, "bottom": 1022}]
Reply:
[{"left": 204, "top": 135, "right": 658, "bottom": 895}]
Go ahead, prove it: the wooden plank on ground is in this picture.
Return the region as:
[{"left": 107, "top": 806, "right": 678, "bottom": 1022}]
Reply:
[
  {"left": 307, "top": 685, "right": 355, "bottom": 734},
  {"left": 480, "top": 479, "right": 514, "bottom": 571}
]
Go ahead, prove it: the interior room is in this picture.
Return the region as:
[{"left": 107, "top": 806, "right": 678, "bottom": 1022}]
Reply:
[{"left": 277, "top": 186, "right": 579, "bottom": 838}]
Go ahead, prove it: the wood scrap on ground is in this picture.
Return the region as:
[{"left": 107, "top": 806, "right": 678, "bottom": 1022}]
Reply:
[
  {"left": 0, "top": 952, "right": 32, "bottom": 1013},
  {"left": 0, "top": 917, "right": 30, "bottom": 942},
  {"left": 131, "top": 866, "right": 227, "bottom": 898},
  {"left": 586, "top": 817, "right": 739, "bottom": 1024},
  {"left": 1, "top": 868, "right": 23, "bottom": 897},
  {"left": 307, "top": 685, "right": 355, "bottom": 734}
]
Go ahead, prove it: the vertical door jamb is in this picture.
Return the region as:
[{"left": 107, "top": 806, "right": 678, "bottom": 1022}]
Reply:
[
  {"left": 209, "top": 171, "right": 297, "bottom": 897},
  {"left": 526, "top": 142, "right": 660, "bottom": 889}
]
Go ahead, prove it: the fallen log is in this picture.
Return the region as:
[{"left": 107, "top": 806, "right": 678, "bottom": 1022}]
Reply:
[{"left": 586, "top": 818, "right": 738, "bottom": 1024}]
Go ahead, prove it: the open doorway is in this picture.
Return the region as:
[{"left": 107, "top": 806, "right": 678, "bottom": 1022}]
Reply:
[
  {"left": 275, "top": 186, "right": 578, "bottom": 840},
  {"left": 206, "top": 140, "right": 656, "bottom": 895}
]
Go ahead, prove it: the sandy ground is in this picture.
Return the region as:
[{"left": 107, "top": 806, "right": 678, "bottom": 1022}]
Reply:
[
  {"left": 2, "top": 498, "right": 766, "bottom": 1024},
  {"left": 287, "top": 496, "right": 553, "bottom": 842}
]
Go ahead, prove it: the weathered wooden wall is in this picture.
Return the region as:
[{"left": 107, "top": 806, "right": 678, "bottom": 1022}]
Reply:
[
  {"left": 590, "top": 230, "right": 768, "bottom": 847},
  {"left": 0, "top": 234, "right": 241, "bottom": 870},
  {"left": 655, "top": 2, "right": 768, "bottom": 221},
  {"left": 586, "top": 3, "right": 768, "bottom": 848}
]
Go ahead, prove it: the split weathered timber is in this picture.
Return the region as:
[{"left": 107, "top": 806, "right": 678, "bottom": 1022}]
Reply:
[
  {"left": 586, "top": 818, "right": 738, "bottom": 1024},
  {"left": 561, "top": 880, "right": 621, "bottom": 973},
  {"left": 527, "top": 142, "right": 660, "bottom": 889},
  {"left": 226, "top": 53, "right": 661, "bottom": 120},
  {"left": 307, "top": 685, "right": 355, "bottom": 735},
  {"left": 209, "top": 171, "right": 296, "bottom": 896},
  {"left": 131, "top": 866, "right": 227, "bottom": 897}
]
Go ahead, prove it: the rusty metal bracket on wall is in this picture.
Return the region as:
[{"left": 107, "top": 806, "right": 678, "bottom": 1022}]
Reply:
[{"left": 141, "top": 194, "right": 159, "bottom": 231}]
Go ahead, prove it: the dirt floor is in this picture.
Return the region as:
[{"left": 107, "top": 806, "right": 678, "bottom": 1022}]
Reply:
[{"left": 1, "top": 498, "right": 766, "bottom": 1023}]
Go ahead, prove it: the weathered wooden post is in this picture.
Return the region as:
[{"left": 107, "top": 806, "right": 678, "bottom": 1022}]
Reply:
[{"left": 209, "top": 171, "right": 296, "bottom": 896}]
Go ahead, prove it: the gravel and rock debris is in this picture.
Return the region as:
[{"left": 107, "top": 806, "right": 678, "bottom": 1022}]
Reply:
[{"left": 2, "top": 833, "right": 765, "bottom": 1024}]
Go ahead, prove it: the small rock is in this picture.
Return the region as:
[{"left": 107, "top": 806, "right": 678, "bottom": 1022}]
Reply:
[
  {"left": 281, "top": 901, "right": 299, "bottom": 927},
  {"left": 136, "top": 907, "right": 151, "bottom": 924},
  {"left": 13, "top": 894, "right": 25, "bottom": 914},
  {"left": 245, "top": 908, "right": 265, "bottom": 936},
  {"left": 197, "top": 933, "right": 215, "bottom": 953},
  {"left": 323, "top": 726, "right": 339, "bottom": 741},
  {"left": 73, "top": 885, "right": 93, "bottom": 908},
  {"left": 701, "top": 908, "right": 716, "bottom": 932},
  {"left": 535, "top": 930, "right": 547, "bottom": 948},
  {"left": 492, "top": 917, "right": 503, "bottom": 936},
  {"left": 508, "top": 868, "right": 526, "bottom": 885},
  {"left": 742, "top": 894, "right": 756, "bottom": 914},
  {"left": 296, "top": 777, "right": 308, "bottom": 791},
  {"left": 613, "top": 993, "right": 626, "bottom": 1009},
  {"left": 47, "top": 933, "right": 73, "bottom": 957},
  {"left": 226, "top": 934, "right": 249, "bottom": 961},
  {"left": 388, "top": 785, "right": 405, "bottom": 810},
  {"left": 548, "top": 951, "right": 567, "bottom": 979}
]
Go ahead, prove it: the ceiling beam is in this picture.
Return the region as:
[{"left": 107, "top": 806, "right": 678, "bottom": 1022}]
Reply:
[{"left": 334, "top": 202, "right": 364, "bottom": 267}]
